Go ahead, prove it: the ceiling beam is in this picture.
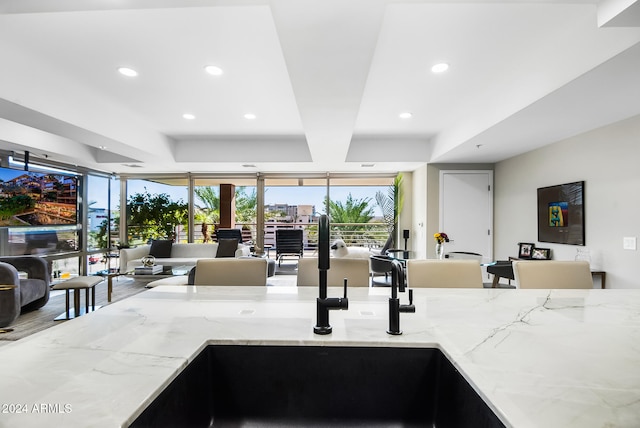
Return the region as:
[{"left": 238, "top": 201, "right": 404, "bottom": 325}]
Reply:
[{"left": 270, "top": 0, "right": 387, "bottom": 163}]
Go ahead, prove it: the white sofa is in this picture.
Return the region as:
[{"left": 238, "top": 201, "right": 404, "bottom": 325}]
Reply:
[{"left": 119, "top": 242, "right": 250, "bottom": 274}]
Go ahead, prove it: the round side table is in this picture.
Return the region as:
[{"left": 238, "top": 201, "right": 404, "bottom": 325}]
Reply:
[{"left": 0, "top": 284, "right": 19, "bottom": 333}]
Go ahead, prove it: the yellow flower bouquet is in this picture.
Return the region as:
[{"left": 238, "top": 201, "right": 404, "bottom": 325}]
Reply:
[{"left": 434, "top": 232, "right": 449, "bottom": 244}]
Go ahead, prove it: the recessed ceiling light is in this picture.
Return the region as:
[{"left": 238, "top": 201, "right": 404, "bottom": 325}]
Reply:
[
  {"left": 182, "top": 113, "right": 196, "bottom": 120},
  {"left": 117, "top": 67, "right": 138, "bottom": 77},
  {"left": 244, "top": 113, "right": 256, "bottom": 120},
  {"left": 399, "top": 112, "right": 413, "bottom": 119},
  {"left": 205, "top": 65, "right": 224, "bottom": 76},
  {"left": 98, "top": 145, "right": 107, "bottom": 150},
  {"left": 431, "top": 63, "right": 449, "bottom": 73}
]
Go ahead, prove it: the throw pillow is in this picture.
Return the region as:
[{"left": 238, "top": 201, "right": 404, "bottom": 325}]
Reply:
[
  {"left": 216, "top": 239, "right": 238, "bottom": 258},
  {"left": 149, "top": 239, "right": 173, "bottom": 258}
]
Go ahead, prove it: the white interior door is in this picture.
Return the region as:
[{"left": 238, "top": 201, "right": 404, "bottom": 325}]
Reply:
[{"left": 439, "top": 170, "right": 493, "bottom": 263}]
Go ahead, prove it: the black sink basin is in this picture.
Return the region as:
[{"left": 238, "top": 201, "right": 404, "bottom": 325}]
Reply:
[{"left": 131, "top": 345, "right": 504, "bottom": 428}]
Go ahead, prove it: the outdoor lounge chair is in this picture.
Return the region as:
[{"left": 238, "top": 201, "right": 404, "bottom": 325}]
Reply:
[
  {"left": 215, "top": 228, "right": 243, "bottom": 243},
  {"left": 275, "top": 229, "right": 304, "bottom": 266}
]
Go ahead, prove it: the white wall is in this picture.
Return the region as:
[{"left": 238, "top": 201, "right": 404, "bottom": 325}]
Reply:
[
  {"left": 410, "top": 166, "right": 428, "bottom": 259},
  {"left": 494, "top": 114, "right": 640, "bottom": 289},
  {"left": 397, "top": 171, "right": 413, "bottom": 252},
  {"left": 408, "top": 163, "right": 494, "bottom": 260}
]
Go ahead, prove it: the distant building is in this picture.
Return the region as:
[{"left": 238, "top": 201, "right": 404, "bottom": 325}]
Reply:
[
  {"left": 265, "top": 203, "right": 317, "bottom": 223},
  {"left": 263, "top": 204, "right": 318, "bottom": 248},
  {"left": 296, "top": 205, "right": 316, "bottom": 223},
  {"left": 88, "top": 208, "right": 109, "bottom": 232}
]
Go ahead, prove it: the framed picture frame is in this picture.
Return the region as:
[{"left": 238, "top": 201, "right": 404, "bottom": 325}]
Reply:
[
  {"left": 518, "top": 242, "right": 534, "bottom": 259},
  {"left": 531, "top": 247, "right": 551, "bottom": 260},
  {"left": 537, "top": 181, "right": 585, "bottom": 245}
]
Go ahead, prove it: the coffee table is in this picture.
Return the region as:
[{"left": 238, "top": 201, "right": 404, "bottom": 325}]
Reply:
[{"left": 107, "top": 265, "right": 194, "bottom": 302}]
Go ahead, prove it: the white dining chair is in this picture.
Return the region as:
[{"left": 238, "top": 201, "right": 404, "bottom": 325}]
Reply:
[
  {"left": 513, "top": 260, "right": 592, "bottom": 289},
  {"left": 406, "top": 259, "right": 483, "bottom": 288}
]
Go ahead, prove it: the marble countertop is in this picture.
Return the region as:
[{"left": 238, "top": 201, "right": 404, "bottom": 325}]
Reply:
[{"left": 0, "top": 286, "right": 639, "bottom": 427}]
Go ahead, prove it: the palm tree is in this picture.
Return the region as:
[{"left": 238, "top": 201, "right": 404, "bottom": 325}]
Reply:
[
  {"left": 327, "top": 193, "right": 375, "bottom": 244},
  {"left": 194, "top": 187, "right": 220, "bottom": 243},
  {"left": 194, "top": 187, "right": 220, "bottom": 216},
  {"left": 194, "top": 186, "right": 258, "bottom": 241},
  {"left": 328, "top": 193, "right": 374, "bottom": 223},
  {"left": 235, "top": 187, "right": 257, "bottom": 224},
  {"left": 375, "top": 173, "right": 404, "bottom": 247}
]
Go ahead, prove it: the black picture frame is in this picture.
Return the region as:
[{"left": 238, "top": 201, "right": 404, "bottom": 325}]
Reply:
[
  {"left": 537, "top": 181, "right": 585, "bottom": 246},
  {"left": 518, "top": 242, "right": 534, "bottom": 259},
  {"left": 531, "top": 247, "right": 551, "bottom": 260}
]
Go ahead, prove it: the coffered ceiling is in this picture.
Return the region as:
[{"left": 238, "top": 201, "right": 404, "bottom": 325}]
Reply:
[{"left": 0, "top": 0, "right": 639, "bottom": 174}]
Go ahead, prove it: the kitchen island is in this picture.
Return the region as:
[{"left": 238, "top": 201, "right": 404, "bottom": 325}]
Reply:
[{"left": 0, "top": 286, "right": 638, "bottom": 427}]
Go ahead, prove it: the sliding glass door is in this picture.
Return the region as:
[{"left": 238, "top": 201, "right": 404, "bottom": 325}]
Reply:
[
  {"left": 262, "top": 174, "right": 395, "bottom": 253},
  {"left": 117, "top": 173, "right": 397, "bottom": 255},
  {"left": 124, "top": 177, "right": 188, "bottom": 245},
  {"left": 192, "top": 176, "right": 257, "bottom": 243},
  {"left": 263, "top": 176, "right": 327, "bottom": 252}
]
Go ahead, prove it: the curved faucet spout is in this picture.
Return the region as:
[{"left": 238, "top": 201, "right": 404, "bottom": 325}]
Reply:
[
  {"left": 318, "top": 214, "right": 330, "bottom": 299},
  {"left": 390, "top": 259, "right": 405, "bottom": 298},
  {"left": 318, "top": 214, "right": 330, "bottom": 272},
  {"left": 314, "top": 214, "right": 349, "bottom": 335}
]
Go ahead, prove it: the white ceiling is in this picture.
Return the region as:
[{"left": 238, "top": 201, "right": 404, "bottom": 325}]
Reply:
[{"left": 0, "top": 0, "right": 639, "bottom": 175}]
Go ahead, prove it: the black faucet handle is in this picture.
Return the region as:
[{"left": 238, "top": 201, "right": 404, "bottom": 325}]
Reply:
[
  {"left": 343, "top": 278, "right": 348, "bottom": 299},
  {"left": 399, "top": 288, "right": 416, "bottom": 314}
]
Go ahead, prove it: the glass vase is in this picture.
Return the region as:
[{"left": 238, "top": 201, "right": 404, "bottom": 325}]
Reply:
[{"left": 435, "top": 243, "right": 444, "bottom": 259}]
